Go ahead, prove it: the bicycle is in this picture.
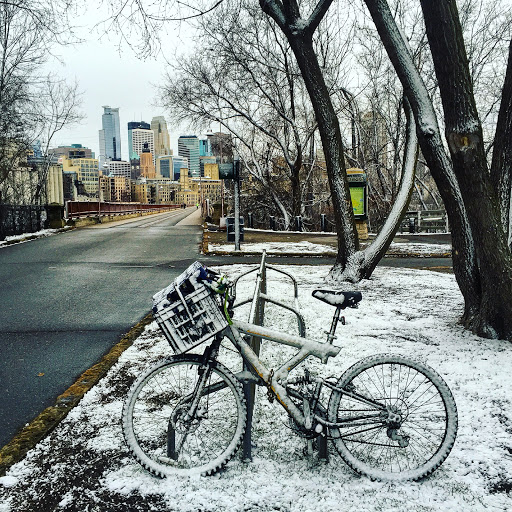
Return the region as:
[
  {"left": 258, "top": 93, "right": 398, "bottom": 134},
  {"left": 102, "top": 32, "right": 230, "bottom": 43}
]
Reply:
[{"left": 123, "top": 261, "right": 458, "bottom": 481}]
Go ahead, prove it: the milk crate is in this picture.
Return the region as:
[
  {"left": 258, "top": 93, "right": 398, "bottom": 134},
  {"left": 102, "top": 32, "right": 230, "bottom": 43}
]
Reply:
[{"left": 152, "top": 262, "right": 228, "bottom": 354}]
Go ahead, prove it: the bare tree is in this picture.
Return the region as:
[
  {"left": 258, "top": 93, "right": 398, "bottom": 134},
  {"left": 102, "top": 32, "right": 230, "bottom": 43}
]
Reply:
[
  {"left": 364, "top": 0, "right": 512, "bottom": 339},
  {"left": 0, "top": 0, "right": 81, "bottom": 204},
  {"left": 160, "top": 1, "right": 350, "bottom": 229}
]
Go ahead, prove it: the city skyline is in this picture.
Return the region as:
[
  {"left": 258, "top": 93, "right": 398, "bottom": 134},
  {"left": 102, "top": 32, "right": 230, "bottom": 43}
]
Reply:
[{"left": 46, "top": 4, "right": 194, "bottom": 162}]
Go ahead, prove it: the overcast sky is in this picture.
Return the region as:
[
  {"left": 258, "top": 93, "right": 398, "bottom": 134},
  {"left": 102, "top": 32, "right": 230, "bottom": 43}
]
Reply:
[{"left": 49, "top": 5, "right": 194, "bottom": 160}]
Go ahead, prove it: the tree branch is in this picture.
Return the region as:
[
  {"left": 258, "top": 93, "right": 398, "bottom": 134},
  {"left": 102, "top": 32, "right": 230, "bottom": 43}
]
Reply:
[{"left": 306, "top": 0, "right": 335, "bottom": 36}]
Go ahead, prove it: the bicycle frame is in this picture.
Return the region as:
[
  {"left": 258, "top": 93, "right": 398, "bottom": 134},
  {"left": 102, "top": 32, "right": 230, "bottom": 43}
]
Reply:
[{"left": 224, "top": 318, "right": 386, "bottom": 430}]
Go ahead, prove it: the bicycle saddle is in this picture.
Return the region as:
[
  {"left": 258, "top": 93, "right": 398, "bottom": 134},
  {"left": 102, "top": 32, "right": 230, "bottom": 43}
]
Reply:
[{"left": 312, "top": 289, "right": 362, "bottom": 308}]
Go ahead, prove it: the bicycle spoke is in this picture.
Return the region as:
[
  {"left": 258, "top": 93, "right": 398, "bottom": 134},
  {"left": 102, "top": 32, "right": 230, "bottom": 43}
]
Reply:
[
  {"left": 124, "top": 356, "right": 246, "bottom": 476},
  {"left": 328, "top": 355, "right": 457, "bottom": 480}
]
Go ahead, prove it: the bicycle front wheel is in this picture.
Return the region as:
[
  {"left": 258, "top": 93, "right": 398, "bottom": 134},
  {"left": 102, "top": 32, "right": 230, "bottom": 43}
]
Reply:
[
  {"left": 123, "top": 354, "right": 247, "bottom": 477},
  {"left": 327, "top": 354, "right": 457, "bottom": 481}
]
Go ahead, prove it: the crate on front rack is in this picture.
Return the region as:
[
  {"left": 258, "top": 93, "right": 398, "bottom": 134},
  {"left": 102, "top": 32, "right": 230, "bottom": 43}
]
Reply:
[{"left": 152, "top": 262, "right": 228, "bottom": 354}]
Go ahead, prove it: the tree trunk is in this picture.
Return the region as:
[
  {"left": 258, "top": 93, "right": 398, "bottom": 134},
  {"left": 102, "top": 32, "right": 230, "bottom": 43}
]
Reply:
[
  {"left": 364, "top": 0, "right": 484, "bottom": 330},
  {"left": 260, "top": 0, "right": 359, "bottom": 269},
  {"left": 490, "top": 38, "right": 512, "bottom": 247},
  {"left": 420, "top": 0, "right": 512, "bottom": 339},
  {"left": 289, "top": 35, "right": 360, "bottom": 266}
]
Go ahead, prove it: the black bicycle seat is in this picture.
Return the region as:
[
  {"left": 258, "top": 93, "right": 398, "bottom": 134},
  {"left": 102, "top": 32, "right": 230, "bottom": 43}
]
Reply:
[{"left": 312, "top": 289, "right": 362, "bottom": 308}]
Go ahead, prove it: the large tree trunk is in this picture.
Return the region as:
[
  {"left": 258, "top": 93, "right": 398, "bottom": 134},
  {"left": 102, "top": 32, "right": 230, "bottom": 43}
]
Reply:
[
  {"left": 364, "top": 0, "right": 484, "bottom": 330},
  {"left": 260, "top": 0, "right": 359, "bottom": 270},
  {"left": 419, "top": 0, "right": 512, "bottom": 339},
  {"left": 490, "top": 38, "right": 512, "bottom": 247}
]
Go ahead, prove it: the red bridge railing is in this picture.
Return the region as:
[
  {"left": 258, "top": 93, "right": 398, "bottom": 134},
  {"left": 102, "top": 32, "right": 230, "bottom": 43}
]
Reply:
[{"left": 66, "top": 201, "right": 182, "bottom": 219}]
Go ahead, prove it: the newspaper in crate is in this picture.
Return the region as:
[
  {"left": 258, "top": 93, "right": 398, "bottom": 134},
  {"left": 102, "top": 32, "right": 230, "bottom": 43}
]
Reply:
[
  {"left": 152, "top": 261, "right": 204, "bottom": 307},
  {"left": 152, "top": 261, "right": 228, "bottom": 353}
]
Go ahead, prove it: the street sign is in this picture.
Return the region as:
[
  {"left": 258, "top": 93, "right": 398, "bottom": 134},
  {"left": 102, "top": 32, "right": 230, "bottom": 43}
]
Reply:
[{"left": 219, "top": 163, "right": 235, "bottom": 180}]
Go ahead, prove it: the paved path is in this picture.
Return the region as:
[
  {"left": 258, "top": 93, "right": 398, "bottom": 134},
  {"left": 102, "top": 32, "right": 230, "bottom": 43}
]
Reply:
[{"left": 0, "top": 208, "right": 202, "bottom": 447}]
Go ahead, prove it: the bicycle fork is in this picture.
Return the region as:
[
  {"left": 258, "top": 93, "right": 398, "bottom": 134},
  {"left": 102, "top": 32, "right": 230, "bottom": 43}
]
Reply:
[{"left": 167, "top": 338, "right": 222, "bottom": 461}]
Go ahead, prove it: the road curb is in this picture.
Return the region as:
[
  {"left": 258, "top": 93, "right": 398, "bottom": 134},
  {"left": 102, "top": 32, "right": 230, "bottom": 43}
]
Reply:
[
  {"left": 205, "top": 250, "right": 451, "bottom": 258},
  {"left": 0, "top": 313, "right": 154, "bottom": 477}
]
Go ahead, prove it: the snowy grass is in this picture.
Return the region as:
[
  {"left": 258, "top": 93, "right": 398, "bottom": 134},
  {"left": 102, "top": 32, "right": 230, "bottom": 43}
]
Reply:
[
  {"left": 0, "top": 265, "right": 510, "bottom": 511},
  {"left": 208, "top": 241, "right": 451, "bottom": 256}
]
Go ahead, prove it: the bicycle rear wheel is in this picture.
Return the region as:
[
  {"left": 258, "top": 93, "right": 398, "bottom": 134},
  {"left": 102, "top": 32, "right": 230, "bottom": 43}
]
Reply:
[
  {"left": 123, "top": 354, "right": 247, "bottom": 477},
  {"left": 327, "top": 353, "right": 457, "bottom": 481}
]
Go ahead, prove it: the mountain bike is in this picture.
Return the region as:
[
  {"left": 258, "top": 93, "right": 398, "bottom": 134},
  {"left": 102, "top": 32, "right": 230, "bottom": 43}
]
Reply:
[{"left": 123, "top": 262, "right": 458, "bottom": 481}]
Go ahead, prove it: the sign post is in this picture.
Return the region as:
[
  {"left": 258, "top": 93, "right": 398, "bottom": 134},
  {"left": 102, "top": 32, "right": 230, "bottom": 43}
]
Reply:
[{"left": 233, "top": 154, "right": 241, "bottom": 251}]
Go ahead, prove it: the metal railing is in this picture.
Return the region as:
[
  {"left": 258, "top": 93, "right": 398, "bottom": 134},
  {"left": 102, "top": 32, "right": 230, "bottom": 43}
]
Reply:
[
  {"left": 231, "top": 250, "right": 309, "bottom": 461},
  {"left": 400, "top": 209, "right": 449, "bottom": 233},
  {"left": 66, "top": 201, "right": 182, "bottom": 219}
]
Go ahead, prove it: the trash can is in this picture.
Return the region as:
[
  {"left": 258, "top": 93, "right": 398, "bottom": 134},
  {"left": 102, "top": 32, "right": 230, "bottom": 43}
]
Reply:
[{"left": 226, "top": 217, "right": 244, "bottom": 242}]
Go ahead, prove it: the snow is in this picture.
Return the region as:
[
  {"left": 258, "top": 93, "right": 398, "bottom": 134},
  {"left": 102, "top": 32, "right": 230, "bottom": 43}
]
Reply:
[
  {"left": 209, "top": 240, "right": 451, "bottom": 256},
  {"left": 0, "top": 228, "right": 70, "bottom": 247},
  {"left": 0, "top": 264, "right": 510, "bottom": 511}
]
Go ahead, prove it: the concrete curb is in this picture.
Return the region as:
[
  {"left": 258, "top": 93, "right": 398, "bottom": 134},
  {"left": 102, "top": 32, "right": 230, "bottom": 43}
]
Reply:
[
  {"left": 204, "top": 249, "right": 452, "bottom": 258},
  {"left": 202, "top": 226, "right": 451, "bottom": 259},
  {"left": 0, "top": 313, "right": 154, "bottom": 477}
]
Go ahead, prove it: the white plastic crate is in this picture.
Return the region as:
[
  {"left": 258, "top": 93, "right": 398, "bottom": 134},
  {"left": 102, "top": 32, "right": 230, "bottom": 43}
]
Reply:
[{"left": 152, "top": 262, "right": 228, "bottom": 354}]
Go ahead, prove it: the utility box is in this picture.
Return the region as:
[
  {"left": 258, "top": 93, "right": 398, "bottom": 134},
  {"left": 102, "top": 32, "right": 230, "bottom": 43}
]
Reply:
[
  {"left": 347, "top": 168, "right": 369, "bottom": 240},
  {"left": 226, "top": 217, "right": 244, "bottom": 242}
]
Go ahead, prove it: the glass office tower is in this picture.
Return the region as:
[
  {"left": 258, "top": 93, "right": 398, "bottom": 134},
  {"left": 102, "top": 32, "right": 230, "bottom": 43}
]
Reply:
[
  {"left": 99, "top": 106, "right": 121, "bottom": 167},
  {"left": 178, "top": 135, "right": 200, "bottom": 177}
]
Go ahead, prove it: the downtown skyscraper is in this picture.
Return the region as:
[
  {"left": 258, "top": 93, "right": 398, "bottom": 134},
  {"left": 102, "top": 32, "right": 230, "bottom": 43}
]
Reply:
[
  {"left": 128, "top": 121, "right": 150, "bottom": 160},
  {"left": 178, "top": 135, "right": 200, "bottom": 177},
  {"left": 99, "top": 106, "right": 121, "bottom": 168},
  {"left": 151, "top": 117, "right": 171, "bottom": 159}
]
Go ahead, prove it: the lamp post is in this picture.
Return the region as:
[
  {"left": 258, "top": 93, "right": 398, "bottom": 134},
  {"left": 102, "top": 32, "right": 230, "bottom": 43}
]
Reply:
[{"left": 233, "top": 151, "right": 241, "bottom": 251}]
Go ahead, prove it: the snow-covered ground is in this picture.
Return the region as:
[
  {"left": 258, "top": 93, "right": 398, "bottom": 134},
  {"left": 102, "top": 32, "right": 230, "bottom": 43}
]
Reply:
[
  {"left": 0, "top": 264, "right": 510, "bottom": 511},
  {"left": 0, "top": 228, "right": 69, "bottom": 247},
  {"left": 208, "top": 240, "right": 451, "bottom": 256}
]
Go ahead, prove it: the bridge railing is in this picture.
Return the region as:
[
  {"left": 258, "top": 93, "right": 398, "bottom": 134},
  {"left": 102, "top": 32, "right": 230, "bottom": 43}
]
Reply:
[{"left": 66, "top": 201, "right": 182, "bottom": 219}]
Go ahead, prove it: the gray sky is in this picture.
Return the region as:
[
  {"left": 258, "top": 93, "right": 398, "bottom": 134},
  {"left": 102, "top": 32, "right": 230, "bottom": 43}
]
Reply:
[{"left": 49, "top": 5, "right": 192, "bottom": 160}]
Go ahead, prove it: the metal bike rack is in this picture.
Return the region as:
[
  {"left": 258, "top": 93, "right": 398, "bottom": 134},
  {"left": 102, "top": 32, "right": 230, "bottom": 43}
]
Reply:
[{"left": 231, "top": 250, "right": 327, "bottom": 461}]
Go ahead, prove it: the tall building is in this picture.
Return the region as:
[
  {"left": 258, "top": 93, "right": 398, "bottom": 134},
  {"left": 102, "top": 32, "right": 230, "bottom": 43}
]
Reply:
[
  {"left": 131, "top": 128, "right": 155, "bottom": 163},
  {"left": 128, "top": 121, "right": 150, "bottom": 160},
  {"left": 178, "top": 135, "right": 200, "bottom": 177},
  {"left": 156, "top": 155, "right": 173, "bottom": 179},
  {"left": 151, "top": 117, "right": 171, "bottom": 159},
  {"left": 50, "top": 144, "right": 94, "bottom": 160},
  {"left": 99, "top": 106, "right": 121, "bottom": 168},
  {"left": 140, "top": 143, "right": 156, "bottom": 179},
  {"left": 172, "top": 156, "right": 188, "bottom": 181},
  {"left": 199, "top": 137, "right": 212, "bottom": 157}
]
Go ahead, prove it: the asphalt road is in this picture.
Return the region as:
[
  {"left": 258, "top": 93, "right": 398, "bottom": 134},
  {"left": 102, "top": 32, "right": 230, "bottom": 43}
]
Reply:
[{"left": 0, "top": 208, "right": 202, "bottom": 447}]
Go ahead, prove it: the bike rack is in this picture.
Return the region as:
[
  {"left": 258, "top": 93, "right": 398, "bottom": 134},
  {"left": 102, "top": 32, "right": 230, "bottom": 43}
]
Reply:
[{"left": 231, "top": 250, "right": 327, "bottom": 462}]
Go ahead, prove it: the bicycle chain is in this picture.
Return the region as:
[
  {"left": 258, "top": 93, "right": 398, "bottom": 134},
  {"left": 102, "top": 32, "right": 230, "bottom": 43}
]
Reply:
[{"left": 266, "top": 369, "right": 275, "bottom": 403}]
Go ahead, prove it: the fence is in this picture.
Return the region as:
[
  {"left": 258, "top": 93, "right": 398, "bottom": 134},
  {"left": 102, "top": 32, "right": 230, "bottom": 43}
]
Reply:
[
  {"left": 66, "top": 201, "right": 182, "bottom": 220},
  {"left": 230, "top": 251, "right": 329, "bottom": 462},
  {"left": 400, "top": 210, "right": 449, "bottom": 233},
  {"left": 0, "top": 204, "right": 47, "bottom": 240}
]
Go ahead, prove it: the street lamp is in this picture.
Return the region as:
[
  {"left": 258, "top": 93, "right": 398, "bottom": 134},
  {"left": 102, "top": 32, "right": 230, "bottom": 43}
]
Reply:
[{"left": 233, "top": 150, "right": 241, "bottom": 251}]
